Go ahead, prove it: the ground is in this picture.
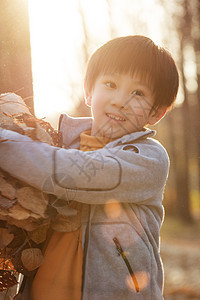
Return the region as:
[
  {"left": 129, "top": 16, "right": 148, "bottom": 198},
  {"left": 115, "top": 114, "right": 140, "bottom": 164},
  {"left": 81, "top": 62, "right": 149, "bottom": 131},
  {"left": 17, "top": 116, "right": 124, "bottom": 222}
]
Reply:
[{"left": 161, "top": 216, "right": 200, "bottom": 300}]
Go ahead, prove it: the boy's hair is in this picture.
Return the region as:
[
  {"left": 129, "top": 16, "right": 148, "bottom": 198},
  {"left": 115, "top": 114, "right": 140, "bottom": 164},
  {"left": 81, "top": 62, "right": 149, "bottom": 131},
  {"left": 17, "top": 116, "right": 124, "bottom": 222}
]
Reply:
[{"left": 84, "top": 35, "right": 179, "bottom": 109}]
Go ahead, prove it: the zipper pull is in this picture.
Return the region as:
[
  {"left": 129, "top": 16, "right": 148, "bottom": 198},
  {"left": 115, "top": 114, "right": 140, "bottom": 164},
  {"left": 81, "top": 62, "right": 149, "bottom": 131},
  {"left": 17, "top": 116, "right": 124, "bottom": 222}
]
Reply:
[
  {"left": 113, "top": 237, "right": 123, "bottom": 255},
  {"left": 113, "top": 237, "right": 140, "bottom": 293}
]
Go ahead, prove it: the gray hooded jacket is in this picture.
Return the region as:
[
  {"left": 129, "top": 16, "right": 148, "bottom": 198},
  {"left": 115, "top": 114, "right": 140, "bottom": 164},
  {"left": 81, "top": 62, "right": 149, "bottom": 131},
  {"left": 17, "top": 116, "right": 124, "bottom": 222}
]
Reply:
[{"left": 0, "top": 113, "right": 169, "bottom": 300}]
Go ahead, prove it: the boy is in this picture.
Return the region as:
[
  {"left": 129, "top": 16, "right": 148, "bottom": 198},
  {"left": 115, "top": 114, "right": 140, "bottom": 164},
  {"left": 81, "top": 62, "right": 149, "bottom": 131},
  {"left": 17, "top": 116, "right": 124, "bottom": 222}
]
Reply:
[{"left": 0, "top": 35, "right": 179, "bottom": 299}]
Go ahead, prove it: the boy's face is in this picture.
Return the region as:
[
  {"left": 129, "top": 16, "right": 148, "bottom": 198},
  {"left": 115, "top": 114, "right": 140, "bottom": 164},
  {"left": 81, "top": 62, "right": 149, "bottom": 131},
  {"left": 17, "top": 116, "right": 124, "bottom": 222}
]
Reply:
[{"left": 85, "top": 72, "right": 166, "bottom": 139}]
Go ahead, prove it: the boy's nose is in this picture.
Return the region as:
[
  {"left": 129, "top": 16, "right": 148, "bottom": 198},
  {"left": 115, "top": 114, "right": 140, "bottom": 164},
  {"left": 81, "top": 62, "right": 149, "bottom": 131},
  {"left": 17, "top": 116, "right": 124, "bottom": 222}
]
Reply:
[{"left": 111, "top": 93, "right": 128, "bottom": 109}]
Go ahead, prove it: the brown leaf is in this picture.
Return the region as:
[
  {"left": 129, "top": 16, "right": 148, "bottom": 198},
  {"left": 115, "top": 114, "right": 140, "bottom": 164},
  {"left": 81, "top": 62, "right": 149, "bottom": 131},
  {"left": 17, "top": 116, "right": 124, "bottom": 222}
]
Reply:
[
  {"left": 18, "top": 123, "right": 36, "bottom": 137},
  {"left": 0, "top": 137, "right": 9, "bottom": 143},
  {"left": 21, "top": 248, "right": 43, "bottom": 271},
  {"left": 0, "top": 177, "right": 16, "bottom": 200},
  {"left": 8, "top": 218, "right": 34, "bottom": 231},
  {"left": 14, "top": 113, "right": 37, "bottom": 128},
  {"left": 51, "top": 214, "right": 81, "bottom": 232},
  {"left": 51, "top": 199, "right": 77, "bottom": 217},
  {"left": 8, "top": 203, "right": 31, "bottom": 220},
  {"left": 6, "top": 215, "right": 50, "bottom": 232},
  {"left": 35, "top": 124, "right": 53, "bottom": 145},
  {"left": 0, "top": 228, "right": 14, "bottom": 248},
  {"left": 28, "top": 224, "right": 49, "bottom": 244},
  {"left": 30, "top": 211, "right": 43, "bottom": 219},
  {"left": 0, "top": 207, "right": 9, "bottom": 217},
  {"left": 0, "top": 270, "right": 18, "bottom": 291},
  {"left": 16, "top": 187, "right": 48, "bottom": 217},
  {"left": 0, "top": 170, "right": 5, "bottom": 177},
  {"left": 0, "top": 93, "right": 31, "bottom": 117},
  {"left": 0, "top": 195, "right": 16, "bottom": 209},
  {"left": 0, "top": 117, "right": 24, "bottom": 134}
]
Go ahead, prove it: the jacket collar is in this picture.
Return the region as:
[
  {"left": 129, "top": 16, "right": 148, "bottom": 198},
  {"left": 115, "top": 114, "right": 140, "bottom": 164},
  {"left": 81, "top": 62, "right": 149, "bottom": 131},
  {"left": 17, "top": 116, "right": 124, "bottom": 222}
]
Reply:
[{"left": 59, "top": 113, "right": 156, "bottom": 149}]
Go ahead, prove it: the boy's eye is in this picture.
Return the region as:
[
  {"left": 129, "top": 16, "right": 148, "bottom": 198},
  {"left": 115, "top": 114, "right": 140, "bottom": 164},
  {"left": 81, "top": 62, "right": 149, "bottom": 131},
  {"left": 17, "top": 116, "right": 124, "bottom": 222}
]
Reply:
[
  {"left": 105, "top": 81, "right": 116, "bottom": 89},
  {"left": 131, "top": 90, "right": 144, "bottom": 96}
]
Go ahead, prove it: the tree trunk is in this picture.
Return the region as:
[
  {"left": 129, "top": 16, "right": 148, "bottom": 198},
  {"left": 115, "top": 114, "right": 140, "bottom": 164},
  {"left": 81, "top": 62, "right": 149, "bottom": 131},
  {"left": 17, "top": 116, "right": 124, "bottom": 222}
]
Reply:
[
  {"left": 0, "top": 0, "right": 34, "bottom": 114},
  {"left": 193, "top": 0, "right": 200, "bottom": 214},
  {"left": 171, "top": 0, "right": 194, "bottom": 222}
]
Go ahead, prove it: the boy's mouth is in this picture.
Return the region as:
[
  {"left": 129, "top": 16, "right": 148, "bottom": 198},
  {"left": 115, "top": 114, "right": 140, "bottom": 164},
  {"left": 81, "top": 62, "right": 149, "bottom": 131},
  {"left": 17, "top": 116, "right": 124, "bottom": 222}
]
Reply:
[{"left": 106, "top": 113, "right": 126, "bottom": 121}]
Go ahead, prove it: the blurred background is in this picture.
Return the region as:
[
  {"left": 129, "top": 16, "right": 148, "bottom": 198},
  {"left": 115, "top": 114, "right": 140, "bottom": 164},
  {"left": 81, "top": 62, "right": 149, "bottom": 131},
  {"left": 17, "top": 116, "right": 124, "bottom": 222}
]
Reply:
[{"left": 0, "top": 0, "right": 199, "bottom": 299}]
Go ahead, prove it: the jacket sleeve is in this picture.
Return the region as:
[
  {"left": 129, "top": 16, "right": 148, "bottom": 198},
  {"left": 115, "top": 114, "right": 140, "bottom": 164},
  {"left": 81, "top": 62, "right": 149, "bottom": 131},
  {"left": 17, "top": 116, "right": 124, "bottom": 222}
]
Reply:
[{"left": 0, "top": 129, "right": 169, "bottom": 206}]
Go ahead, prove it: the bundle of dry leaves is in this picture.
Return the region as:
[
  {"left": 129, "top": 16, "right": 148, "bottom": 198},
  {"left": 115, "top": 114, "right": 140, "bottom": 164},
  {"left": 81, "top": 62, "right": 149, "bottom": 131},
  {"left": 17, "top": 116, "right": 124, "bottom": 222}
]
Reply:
[{"left": 0, "top": 93, "right": 79, "bottom": 292}]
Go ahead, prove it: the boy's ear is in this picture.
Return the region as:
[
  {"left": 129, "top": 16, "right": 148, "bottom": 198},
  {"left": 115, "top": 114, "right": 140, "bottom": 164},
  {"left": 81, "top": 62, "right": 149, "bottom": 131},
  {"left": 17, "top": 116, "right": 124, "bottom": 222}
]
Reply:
[
  {"left": 85, "top": 96, "right": 92, "bottom": 107},
  {"left": 84, "top": 82, "right": 92, "bottom": 107},
  {"left": 148, "top": 106, "right": 167, "bottom": 125}
]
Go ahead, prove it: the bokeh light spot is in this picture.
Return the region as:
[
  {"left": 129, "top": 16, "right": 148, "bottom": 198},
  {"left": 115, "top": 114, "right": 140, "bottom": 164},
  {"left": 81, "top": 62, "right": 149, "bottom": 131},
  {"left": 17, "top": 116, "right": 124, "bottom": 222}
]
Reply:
[
  {"left": 126, "top": 271, "right": 150, "bottom": 292},
  {"left": 104, "top": 200, "right": 122, "bottom": 219}
]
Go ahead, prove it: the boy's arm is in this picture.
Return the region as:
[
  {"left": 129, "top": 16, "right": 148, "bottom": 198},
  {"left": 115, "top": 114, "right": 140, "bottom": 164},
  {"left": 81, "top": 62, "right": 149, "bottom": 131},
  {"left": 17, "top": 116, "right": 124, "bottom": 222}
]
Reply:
[{"left": 0, "top": 128, "right": 169, "bottom": 206}]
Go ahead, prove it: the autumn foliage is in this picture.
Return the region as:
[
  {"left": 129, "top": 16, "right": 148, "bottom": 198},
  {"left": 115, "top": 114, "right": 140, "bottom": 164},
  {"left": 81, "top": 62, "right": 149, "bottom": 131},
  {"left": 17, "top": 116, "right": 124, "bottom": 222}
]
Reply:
[{"left": 0, "top": 93, "right": 74, "bottom": 291}]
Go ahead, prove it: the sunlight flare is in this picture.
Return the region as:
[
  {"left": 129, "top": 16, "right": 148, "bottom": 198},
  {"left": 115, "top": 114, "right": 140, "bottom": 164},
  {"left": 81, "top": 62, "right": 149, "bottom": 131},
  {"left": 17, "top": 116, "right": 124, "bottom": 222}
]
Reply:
[{"left": 28, "top": 0, "right": 165, "bottom": 126}]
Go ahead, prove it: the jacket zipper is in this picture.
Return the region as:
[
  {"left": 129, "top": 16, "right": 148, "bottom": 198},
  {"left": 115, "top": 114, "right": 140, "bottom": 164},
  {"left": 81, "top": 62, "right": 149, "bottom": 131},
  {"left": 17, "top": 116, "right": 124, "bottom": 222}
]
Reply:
[{"left": 113, "top": 237, "right": 139, "bottom": 293}]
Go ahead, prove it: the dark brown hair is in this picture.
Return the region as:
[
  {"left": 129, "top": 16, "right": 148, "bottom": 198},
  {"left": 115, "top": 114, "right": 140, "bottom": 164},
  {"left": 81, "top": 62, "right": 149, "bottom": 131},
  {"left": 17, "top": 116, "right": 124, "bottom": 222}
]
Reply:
[{"left": 84, "top": 35, "right": 179, "bottom": 109}]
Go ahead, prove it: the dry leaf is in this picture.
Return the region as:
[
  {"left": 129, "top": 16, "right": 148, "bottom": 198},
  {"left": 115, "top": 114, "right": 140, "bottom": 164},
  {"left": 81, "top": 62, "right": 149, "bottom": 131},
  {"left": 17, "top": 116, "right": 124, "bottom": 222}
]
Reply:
[
  {"left": 51, "top": 201, "right": 78, "bottom": 217},
  {"left": 0, "top": 207, "right": 9, "bottom": 217},
  {"left": 0, "top": 228, "right": 14, "bottom": 248},
  {"left": 0, "top": 94, "right": 62, "bottom": 281},
  {"left": 0, "top": 93, "right": 31, "bottom": 117},
  {"left": 21, "top": 248, "right": 43, "bottom": 271},
  {"left": 0, "top": 270, "right": 18, "bottom": 292},
  {"left": 8, "top": 203, "right": 31, "bottom": 220},
  {"left": 16, "top": 187, "right": 48, "bottom": 217},
  {"left": 35, "top": 124, "right": 53, "bottom": 145},
  {"left": 0, "top": 170, "right": 5, "bottom": 177},
  {"left": 0, "top": 196, "right": 16, "bottom": 209},
  {"left": 51, "top": 214, "right": 81, "bottom": 232},
  {"left": 30, "top": 211, "right": 43, "bottom": 219},
  {"left": 0, "top": 137, "right": 9, "bottom": 143},
  {"left": 0, "top": 177, "right": 16, "bottom": 200},
  {"left": 19, "top": 124, "right": 35, "bottom": 137},
  {"left": 28, "top": 224, "right": 49, "bottom": 244},
  {"left": 5, "top": 217, "right": 43, "bottom": 231}
]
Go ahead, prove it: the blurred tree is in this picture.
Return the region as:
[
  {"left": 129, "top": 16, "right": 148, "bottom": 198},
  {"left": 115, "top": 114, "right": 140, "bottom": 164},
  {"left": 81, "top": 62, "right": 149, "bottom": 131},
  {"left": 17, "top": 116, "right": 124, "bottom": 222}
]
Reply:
[
  {"left": 105, "top": 0, "right": 116, "bottom": 37},
  {"left": 0, "top": 0, "right": 34, "bottom": 113},
  {"left": 158, "top": 0, "right": 200, "bottom": 222},
  {"left": 71, "top": 0, "right": 91, "bottom": 117},
  {"left": 176, "top": 0, "right": 193, "bottom": 222},
  {"left": 192, "top": 0, "right": 200, "bottom": 200}
]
